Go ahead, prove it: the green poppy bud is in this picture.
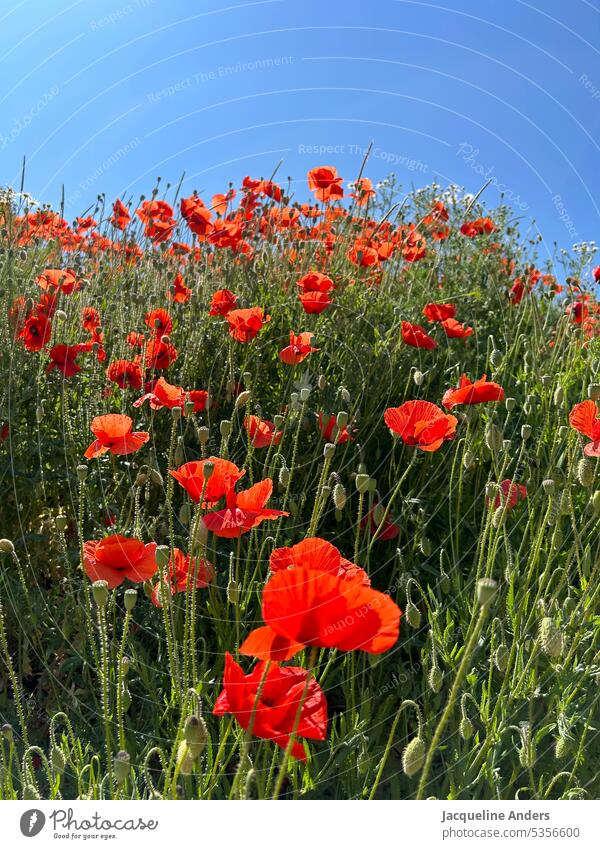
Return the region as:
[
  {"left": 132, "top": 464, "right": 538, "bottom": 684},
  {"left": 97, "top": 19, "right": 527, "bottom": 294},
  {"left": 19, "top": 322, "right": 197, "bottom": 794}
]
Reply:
[
  {"left": 114, "top": 751, "right": 131, "bottom": 785},
  {"left": 476, "top": 577, "right": 498, "bottom": 608},
  {"left": 92, "top": 580, "right": 109, "bottom": 607},
  {"left": 402, "top": 737, "right": 425, "bottom": 777}
]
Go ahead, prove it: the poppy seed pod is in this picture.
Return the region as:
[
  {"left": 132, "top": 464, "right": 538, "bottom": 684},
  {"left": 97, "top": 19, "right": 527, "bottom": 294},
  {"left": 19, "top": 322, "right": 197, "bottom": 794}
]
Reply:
[
  {"left": 273, "top": 414, "right": 284, "bottom": 429},
  {"left": 202, "top": 461, "right": 215, "bottom": 480},
  {"left": 155, "top": 545, "right": 170, "bottom": 569},
  {"left": 336, "top": 410, "right": 349, "bottom": 429},
  {"left": 92, "top": 580, "right": 109, "bottom": 607},
  {"left": 300, "top": 387, "right": 311, "bottom": 402},
  {"left": 242, "top": 371, "right": 252, "bottom": 386},
  {"left": 55, "top": 514, "right": 68, "bottom": 532},
  {"left": 184, "top": 400, "right": 195, "bottom": 417},
  {"left": 114, "top": 751, "right": 131, "bottom": 785},
  {"left": 558, "top": 425, "right": 569, "bottom": 439},
  {"left": 76, "top": 464, "right": 88, "bottom": 482},
  {"left": 235, "top": 390, "right": 251, "bottom": 409},
  {"left": 198, "top": 426, "right": 210, "bottom": 445},
  {"left": 333, "top": 483, "right": 346, "bottom": 510},
  {"left": 542, "top": 479, "right": 556, "bottom": 496},
  {"left": 124, "top": 588, "right": 137, "bottom": 611},
  {"left": 505, "top": 397, "right": 516, "bottom": 412},
  {"left": 1, "top": 723, "right": 13, "bottom": 741},
  {"left": 521, "top": 424, "right": 532, "bottom": 441},
  {"left": 355, "top": 473, "right": 370, "bottom": 493},
  {"left": 476, "top": 577, "right": 498, "bottom": 608},
  {"left": 220, "top": 419, "right": 232, "bottom": 438},
  {"left": 402, "top": 737, "right": 425, "bottom": 777},
  {"left": 0, "top": 539, "right": 15, "bottom": 555},
  {"left": 323, "top": 442, "right": 336, "bottom": 460},
  {"left": 588, "top": 383, "right": 600, "bottom": 401}
]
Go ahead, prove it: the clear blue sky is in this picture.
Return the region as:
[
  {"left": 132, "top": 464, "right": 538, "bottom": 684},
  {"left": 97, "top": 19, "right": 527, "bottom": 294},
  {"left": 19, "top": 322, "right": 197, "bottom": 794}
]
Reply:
[{"left": 1, "top": 0, "right": 599, "bottom": 263}]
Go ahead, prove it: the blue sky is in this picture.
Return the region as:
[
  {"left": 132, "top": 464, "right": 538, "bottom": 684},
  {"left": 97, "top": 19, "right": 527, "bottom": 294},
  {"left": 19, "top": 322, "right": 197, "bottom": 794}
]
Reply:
[{"left": 1, "top": 0, "right": 599, "bottom": 264}]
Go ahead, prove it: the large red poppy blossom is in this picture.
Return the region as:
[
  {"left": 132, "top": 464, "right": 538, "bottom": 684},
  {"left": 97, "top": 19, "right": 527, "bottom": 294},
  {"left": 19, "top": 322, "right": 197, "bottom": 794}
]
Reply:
[
  {"left": 18, "top": 314, "right": 52, "bottom": 351},
  {"left": 82, "top": 307, "right": 101, "bottom": 332},
  {"left": 569, "top": 400, "right": 600, "bottom": 457},
  {"left": 151, "top": 548, "right": 214, "bottom": 607},
  {"left": 279, "top": 331, "right": 319, "bottom": 365},
  {"left": 209, "top": 288, "right": 238, "bottom": 316},
  {"left": 226, "top": 307, "right": 270, "bottom": 342},
  {"left": 384, "top": 400, "right": 457, "bottom": 451},
  {"left": 270, "top": 537, "right": 370, "bottom": 586},
  {"left": 350, "top": 177, "right": 376, "bottom": 206},
  {"left": 442, "top": 374, "right": 505, "bottom": 409},
  {"left": 213, "top": 652, "right": 327, "bottom": 762},
  {"left": 36, "top": 268, "right": 80, "bottom": 295},
  {"left": 441, "top": 318, "right": 474, "bottom": 339},
  {"left": 307, "top": 166, "right": 344, "bottom": 202},
  {"left": 401, "top": 321, "right": 437, "bottom": 350},
  {"left": 169, "top": 272, "right": 192, "bottom": 303},
  {"left": 296, "top": 272, "right": 334, "bottom": 293},
  {"left": 240, "top": 567, "right": 401, "bottom": 662},
  {"left": 188, "top": 389, "right": 209, "bottom": 413},
  {"left": 202, "top": 478, "right": 287, "bottom": 538},
  {"left": 46, "top": 343, "right": 91, "bottom": 377},
  {"left": 83, "top": 534, "right": 157, "bottom": 588},
  {"left": 170, "top": 457, "right": 245, "bottom": 505},
  {"left": 134, "top": 376, "right": 186, "bottom": 411},
  {"left": 423, "top": 302, "right": 455, "bottom": 322},
  {"left": 84, "top": 414, "right": 149, "bottom": 459},
  {"left": 106, "top": 358, "right": 143, "bottom": 390},
  {"left": 144, "top": 308, "right": 173, "bottom": 338},
  {"left": 145, "top": 337, "right": 178, "bottom": 369},
  {"left": 244, "top": 415, "right": 282, "bottom": 448},
  {"left": 298, "top": 291, "right": 332, "bottom": 315}
]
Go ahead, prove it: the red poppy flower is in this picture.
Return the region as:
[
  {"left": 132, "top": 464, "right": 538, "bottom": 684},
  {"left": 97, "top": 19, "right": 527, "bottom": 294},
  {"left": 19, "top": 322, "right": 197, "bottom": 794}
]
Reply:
[
  {"left": 401, "top": 321, "right": 437, "bottom": 350},
  {"left": 169, "top": 272, "right": 192, "bottom": 303},
  {"left": 82, "top": 307, "right": 101, "bottom": 332},
  {"left": 35, "top": 293, "right": 58, "bottom": 318},
  {"left": 384, "top": 400, "right": 457, "bottom": 451},
  {"left": 136, "top": 199, "right": 174, "bottom": 223},
  {"left": 442, "top": 374, "right": 505, "bottom": 409},
  {"left": 423, "top": 303, "right": 455, "bottom": 322},
  {"left": 75, "top": 216, "right": 97, "bottom": 233},
  {"left": 209, "top": 288, "right": 238, "bottom": 316},
  {"left": 244, "top": 415, "right": 282, "bottom": 448},
  {"left": 19, "top": 314, "right": 52, "bottom": 351},
  {"left": 240, "top": 567, "right": 400, "bottom": 662},
  {"left": 127, "top": 331, "right": 145, "bottom": 349},
  {"left": 170, "top": 457, "right": 245, "bottom": 505},
  {"left": 106, "top": 358, "right": 143, "bottom": 390},
  {"left": 279, "top": 331, "right": 319, "bottom": 365},
  {"left": 213, "top": 652, "right": 327, "bottom": 762},
  {"left": 307, "top": 166, "right": 344, "bottom": 202},
  {"left": 151, "top": 548, "right": 214, "bottom": 607},
  {"left": 298, "top": 291, "right": 332, "bottom": 315},
  {"left": 226, "top": 307, "right": 270, "bottom": 342},
  {"left": 297, "top": 272, "right": 334, "bottom": 293},
  {"left": 144, "top": 308, "right": 173, "bottom": 338},
  {"left": 84, "top": 414, "right": 150, "bottom": 459},
  {"left": 36, "top": 268, "right": 80, "bottom": 295},
  {"left": 202, "top": 478, "right": 287, "bottom": 538},
  {"left": 134, "top": 376, "right": 186, "bottom": 411},
  {"left": 46, "top": 342, "right": 91, "bottom": 377},
  {"left": 441, "top": 318, "right": 474, "bottom": 339},
  {"left": 110, "top": 199, "right": 131, "bottom": 230},
  {"left": 188, "top": 389, "right": 209, "bottom": 413},
  {"left": 487, "top": 480, "right": 528, "bottom": 511},
  {"left": 82, "top": 534, "right": 157, "bottom": 588},
  {"left": 460, "top": 217, "right": 496, "bottom": 237},
  {"left": 569, "top": 400, "right": 600, "bottom": 457},
  {"left": 145, "top": 337, "right": 178, "bottom": 369},
  {"left": 350, "top": 177, "right": 376, "bottom": 206},
  {"left": 318, "top": 413, "right": 353, "bottom": 443},
  {"left": 270, "top": 537, "right": 370, "bottom": 586}
]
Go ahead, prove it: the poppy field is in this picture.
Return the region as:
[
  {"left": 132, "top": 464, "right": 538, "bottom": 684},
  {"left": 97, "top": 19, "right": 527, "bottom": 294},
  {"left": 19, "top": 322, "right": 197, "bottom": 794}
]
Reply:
[{"left": 0, "top": 167, "right": 598, "bottom": 801}]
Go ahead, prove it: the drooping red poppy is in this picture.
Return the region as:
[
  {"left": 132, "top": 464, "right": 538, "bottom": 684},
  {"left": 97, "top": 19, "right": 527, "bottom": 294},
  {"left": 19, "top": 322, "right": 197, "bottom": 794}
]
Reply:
[
  {"left": 46, "top": 343, "right": 92, "bottom": 377},
  {"left": 110, "top": 198, "right": 131, "bottom": 230},
  {"left": 226, "top": 307, "right": 270, "bottom": 342},
  {"left": 213, "top": 652, "right": 327, "bottom": 762},
  {"left": 18, "top": 314, "right": 52, "bottom": 351},
  {"left": 279, "top": 331, "right": 319, "bottom": 365},
  {"left": 202, "top": 478, "right": 287, "bottom": 538},
  {"left": 170, "top": 457, "right": 245, "bottom": 505},
  {"left": 442, "top": 374, "right": 505, "bottom": 409},
  {"left": 145, "top": 337, "right": 178, "bottom": 369},
  {"left": 169, "top": 272, "right": 192, "bottom": 303},
  {"left": 244, "top": 415, "right": 282, "bottom": 448},
  {"left": 84, "top": 414, "right": 150, "bottom": 459},
  {"left": 270, "top": 537, "right": 370, "bottom": 586},
  {"left": 486, "top": 480, "right": 528, "bottom": 511},
  {"left": 401, "top": 321, "right": 437, "bottom": 350},
  {"left": 36, "top": 268, "right": 80, "bottom": 295},
  {"left": 151, "top": 548, "right": 214, "bottom": 607},
  {"left": 133, "top": 376, "right": 186, "bottom": 411},
  {"left": 317, "top": 413, "right": 353, "bottom": 443},
  {"left": 106, "top": 358, "right": 143, "bottom": 390},
  {"left": 307, "top": 166, "right": 344, "bottom": 202},
  {"left": 144, "top": 308, "right": 173, "bottom": 338},
  {"left": 569, "top": 400, "right": 600, "bottom": 457},
  {"left": 441, "top": 318, "right": 474, "bottom": 339},
  {"left": 82, "top": 534, "right": 157, "bottom": 589},
  {"left": 423, "top": 302, "right": 455, "bottom": 322},
  {"left": 209, "top": 288, "right": 238, "bottom": 316},
  {"left": 298, "top": 291, "right": 332, "bottom": 315},
  {"left": 240, "top": 567, "right": 401, "bottom": 662},
  {"left": 384, "top": 400, "right": 457, "bottom": 451}
]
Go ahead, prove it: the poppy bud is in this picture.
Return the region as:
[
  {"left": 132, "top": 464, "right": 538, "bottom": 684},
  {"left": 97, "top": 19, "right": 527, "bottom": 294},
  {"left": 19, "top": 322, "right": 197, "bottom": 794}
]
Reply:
[
  {"left": 92, "top": 580, "right": 109, "bottom": 607},
  {"left": 492, "top": 506, "right": 506, "bottom": 528},
  {"left": 505, "top": 397, "right": 516, "bottom": 412},
  {"left": 428, "top": 664, "right": 442, "bottom": 693},
  {"left": 332, "top": 483, "right": 346, "bottom": 510},
  {"left": 588, "top": 383, "right": 600, "bottom": 401},
  {"left": 278, "top": 465, "right": 290, "bottom": 487},
  {"left": 476, "top": 577, "right": 498, "bottom": 608},
  {"left": 413, "top": 369, "right": 424, "bottom": 386},
  {"left": 324, "top": 442, "right": 336, "bottom": 460},
  {"left": 340, "top": 387, "right": 350, "bottom": 403},
  {"left": 485, "top": 424, "right": 503, "bottom": 453},
  {"left": 155, "top": 545, "right": 170, "bottom": 569},
  {"left": 493, "top": 643, "right": 509, "bottom": 672},
  {"left": 149, "top": 467, "right": 164, "bottom": 487},
  {"left": 563, "top": 595, "right": 576, "bottom": 618},
  {"left": 336, "top": 411, "right": 349, "bottom": 430},
  {"left": 541, "top": 374, "right": 552, "bottom": 388},
  {"left": 35, "top": 403, "right": 44, "bottom": 423},
  {"left": 592, "top": 490, "right": 600, "bottom": 516},
  {"left": 235, "top": 390, "right": 251, "bottom": 409},
  {"left": 203, "top": 461, "right": 215, "bottom": 480},
  {"left": 555, "top": 736, "right": 570, "bottom": 760},
  {"left": 318, "top": 374, "right": 326, "bottom": 390},
  {"left": 406, "top": 601, "right": 421, "bottom": 629},
  {"left": 439, "top": 567, "right": 450, "bottom": 594},
  {"left": 577, "top": 458, "right": 594, "bottom": 487},
  {"left": 558, "top": 425, "right": 569, "bottom": 439},
  {"left": 76, "top": 464, "right": 88, "bottom": 482},
  {"left": 184, "top": 399, "right": 195, "bottom": 417},
  {"left": 321, "top": 485, "right": 331, "bottom": 502},
  {"left": 402, "top": 737, "right": 425, "bottom": 777},
  {"left": 51, "top": 745, "right": 66, "bottom": 775},
  {"left": 114, "top": 751, "right": 131, "bottom": 785},
  {"left": 220, "top": 419, "right": 232, "bottom": 438},
  {"left": 124, "top": 588, "right": 137, "bottom": 611},
  {"left": 177, "top": 741, "right": 195, "bottom": 775},
  {"left": 420, "top": 537, "right": 432, "bottom": 557},
  {"left": 0, "top": 539, "right": 15, "bottom": 555},
  {"left": 227, "top": 577, "right": 240, "bottom": 605},
  {"left": 542, "top": 479, "right": 556, "bottom": 496},
  {"left": 198, "top": 426, "right": 210, "bottom": 445},
  {"left": 121, "top": 656, "right": 131, "bottom": 677},
  {"left": 300, "top": 387, "right": 311, "bottom": 402},
  {"left": 184, "top": 715, "right": 208, "bottom": 759},
  {"left": 179, "top": 502, "right": 191, "bottom": 526},
  {"left": 540, "top": 617, "right": 563, "bottom": 658},
  {"left": 553, "top": 386, "right": 564, "bottom": 407},
  {"left": 242, "top": 371, "right": 252, "bottom": 386},
  {"left": 460, "top": 716, "right": 474, "bottom": 741},
  {"left": 289, "top": 496, "right": 299, "bottom": 517},
  {"left": 23, "top": 785, "right": 40, "bottom": 801},
  {"left": 1, "top": 723, "right": 13, "bottom": 741},
  {"left": 490, "top": 349, "right": 503, "bottom": 367},
  {"left": 521, "top": 424, "right": 532, "bottom": 441},
  {"left": 121, "top": 684, "right": 132, "bottom": 712},
  {"left": 355, "top": 474, "right": 370, "bottom": 493}
]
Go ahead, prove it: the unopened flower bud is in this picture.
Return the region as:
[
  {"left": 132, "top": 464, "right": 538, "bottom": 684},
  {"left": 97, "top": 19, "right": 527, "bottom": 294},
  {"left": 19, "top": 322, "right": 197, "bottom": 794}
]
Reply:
[
  {"left": 490, "top": 349, "right": 503, "bottom": 368},
  {"left": 333, "top": 483, "right": 346, "bottom": 510},
  {"left": 460, "top": 717, "right": 474, "bottom": 741},
  {"left": 494, "top": 643, "right": 509, "bottom": 671},
  {"left": 176, "top": 741, "right": 194, "bottom": 775},
  {"left": 324, "top": 442, "right": 336, "bottom": 460},
  {"left": 235, "top": 390, "right": 251, "bottom": 409},
  {"left": 278, "top": 465, "right": 290, "bottom": 487},
  {"left": 577, "top": 458, "right": 594, "bottom": 487},
  {"left": 406, "top": 601, "right": 421, "bottom": 629},
  {"left": 1, "top": 723, "right": 13, "bottom": 741},
  {"left": 76, "top": 464, "right": 88, "bottom": 482},
  {"left": 340, "top": 387, "right": 350, "bottom": 404},
  {"left": 553, "top": 386, "right": 564, "bottom": 407},
  {"left": 318, "top": 374, "right": 326, "bottom": 390},
  {"left": 402, "top": 737, "right": 425, "bottom": 777},
  {"left": 485, "top": 424, "right": 503, "bottom": 453},
  {"left": 591, "top": 490, "right": 600, "bottom": 515},
  {"left": 413, "top": 369, "right": 424, "bottom": 386},
  {"left": 51, "top": 746, "right": 66, "bottom": 775},
  {"left": 220, "top": 419, "right": 232, "bottom": 438},
  {"left": 273, "top": 414, "right": 284, "bottom": 428},
  {"left": 428, "top": 664, "right": 442, "bottom": 693},
  {"left": 540, "top": 617, "right": 563, "bottom": 658},
  {"left": 227, "top": 577, "right": 240, "bottom": 604},
  {"left": 149, "top": 467, "right": 164, "bottom": 487},
  {"left": 184, "top": 715, "right": 208, "bottom": 758},
  {"left": 476, "top": 577, "right": 498, "bottom": 608},
  {"left": 92, "top": 580, "right": 109, "bottom": 607},
  {"left": 336, "top": 410, "right": 349, "bottom": 430},
  {"left": 114, "top": 751, "right": 131, "bottom": 785}
]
